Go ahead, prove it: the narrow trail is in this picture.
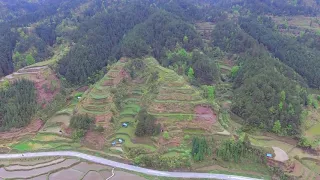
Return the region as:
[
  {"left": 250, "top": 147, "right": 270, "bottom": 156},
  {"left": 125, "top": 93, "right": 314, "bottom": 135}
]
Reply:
[{"left": 0, "top": 151, "right": 262, "bottom": 180}]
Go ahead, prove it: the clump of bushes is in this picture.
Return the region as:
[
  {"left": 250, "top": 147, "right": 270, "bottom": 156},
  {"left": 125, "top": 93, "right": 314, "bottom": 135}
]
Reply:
[
  {"left": 135, "top": 109, "right": 161, "bottom": 137},
  {"left": 70, "top": 114, "right": 94, "bottom": 139}
]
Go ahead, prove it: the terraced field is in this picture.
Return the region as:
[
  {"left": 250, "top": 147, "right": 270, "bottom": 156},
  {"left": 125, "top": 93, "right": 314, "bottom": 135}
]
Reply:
[
  {"left": 108, "top": 85, "right": 157, "bottom": 153},
  {"left": 144, "top": 58, "right": 226, "bottom": 147},
  {"left": 77, "top": 59, "right": 128, "bottom": 129},
  {"left": 0, "top": 157, "right": 146, "bottom": 180},
  {"left": 11, "top": 133, "right": 80, "bottom": 152}
]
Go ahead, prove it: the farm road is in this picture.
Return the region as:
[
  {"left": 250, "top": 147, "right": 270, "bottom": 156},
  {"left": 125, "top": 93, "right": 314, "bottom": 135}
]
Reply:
[{"left": 0, "top": 151, "right": 261, "bottom": 180}]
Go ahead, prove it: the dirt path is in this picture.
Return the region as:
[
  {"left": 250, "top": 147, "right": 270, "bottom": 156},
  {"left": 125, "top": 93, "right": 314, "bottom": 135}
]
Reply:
[{"left": 272, "top": 147, "right": 289, "bottom": 162}]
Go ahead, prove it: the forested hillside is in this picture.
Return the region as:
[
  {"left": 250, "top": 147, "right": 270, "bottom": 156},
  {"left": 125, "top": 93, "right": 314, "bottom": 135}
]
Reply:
[{"left": 1, "top": 0, "right": 320, "bottom": 178}]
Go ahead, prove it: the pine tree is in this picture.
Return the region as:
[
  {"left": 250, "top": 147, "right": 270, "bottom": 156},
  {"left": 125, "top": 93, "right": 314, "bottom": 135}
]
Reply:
[
  {"left": 26, "top": 54, "right": 35, "bottom": 66},
  {"left": 272, "top": 120, "right": 281, "bottom": 134},
  {"left": 188, "top": 67, "right": 194, "bottom": 80}
]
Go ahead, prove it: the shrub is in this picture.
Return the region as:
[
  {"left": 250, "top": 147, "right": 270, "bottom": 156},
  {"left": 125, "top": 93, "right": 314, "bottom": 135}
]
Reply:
[
  {"left": 95, "top": 125, "right": 104, "bottom": 132},
  {"left": 163, "top": 131, "right": 170, "bottom": 140},
  {"left": 312, "top": 100, "right": 319, "bottom": 109},
  {"left": 135, "top": 109, "right": 159, "bottom": 137},
  {"left": 70, "top": 114, "right": 94, "bottom": 130},
  {"left": 184, "top": 135, "right": 190, "bottom": 140},
  {"left": 72, "top": 129, "right": 85, "bottom": 140},
  {"left": 192, "top": 137, "right": 209, "bottom": 161},
  {"left": 298, "top": 137, "right": 312, "bottom": 148}
]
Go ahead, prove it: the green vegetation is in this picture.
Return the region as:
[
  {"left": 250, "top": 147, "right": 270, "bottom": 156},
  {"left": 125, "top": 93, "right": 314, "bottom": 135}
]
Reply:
[
  {"left": 70, "top": 114, "right": 94, "bottom": 130},
  {"left": 217, "top": 137, "right": 265, "bottom": 163},
  {"left": 163, "top": 131, "right": 170, "bottom": 140},
  {"left": 70, "top": 114, "right": 94, "bottom": 139},
  {"left": 1, "top": 0, "right": 320, "bottom": 178},
  {"left": 213, "top": 20, "right": 307, "bottom": 135},
  {"left": 191, "top": 137, "right": 210, "bottom": 161},
  {"left": 0, "top": 79, "right": 37, "bottom": 130},
  {"left": 135, "top": 109, "right": 160, "bottom": 137},
  {"left": 25, "top": 54, "right": 35, "bottom": 66}
]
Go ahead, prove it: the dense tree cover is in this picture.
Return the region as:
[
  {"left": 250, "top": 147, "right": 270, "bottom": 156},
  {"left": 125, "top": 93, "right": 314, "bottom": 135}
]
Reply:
[
  {"left": 14, "top": 33, "right": 53, "bottom": 66},
  {"left": 0, "top": 0, "right": 99, "bottom": 74},
  {"left": 165, "top": 48, "right": 220, "bottom": 85},
  {"left": 217, "top": 136, "right": 265, "bottom": 163},
  {"left": 212, "top": 20, "right": 307, "bottom": 134},
  {"left": 59, "top": 3, "right": 152, "bottom": 84},
  {"left": 0, "top": 79, "right": 37, "bottom": 131},
  {"left": 232, "top": 56, "right": 307, "bottom": 134},
  {"left": 135, "top": 109, "right": 161, "bottom": 137},
  {"left": 35, "top": 21, "right": 57, "bottom": 46},
  {"left": 121, "top": 11, "right": 203, "bottom": 60},
  {"left": 212, "top": 21, "right": 257, "bottom": 54},
  {"left": 191, "top": 50, "right": 220, "bottom": 84},
  {"left": 155, "top": 0, "right": 205, "bottom": 21},
  {"left": 211, "top": 0, "right": 318, "bottom": 16},
  {"left": 0, "top": 0, "right": 62, "bottom": 22},
  {"left": 297, "top": 31, "right": 320, "bottom": 51},
  {"left": 239, "top": 16, "right": 320, "bottom": 88},
  {"left": 243, "top": 0, "right": 317, "bottom": 16},
  {"left": 70, "top": 114, "right": 94, "bottom": 130},
  {"left": 0, "top": 27, "right": 16, "bottom": 77}
]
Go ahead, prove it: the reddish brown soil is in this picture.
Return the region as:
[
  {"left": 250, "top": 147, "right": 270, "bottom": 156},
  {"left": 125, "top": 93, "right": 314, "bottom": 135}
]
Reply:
[
  {"left": 61, "top": 124, "right": 72, "bottom": 136},
  {"left": 169, "top": 106, "right": 218, "bottom": 132},
  {"left": 194, "top": 106, "right": 217, "bottom": 123},
  {"left": 84, "top": 131, "right": 106, "bottom": 150},
  {"left": 0, "top": 119, "right": 43, "bottom": 140}
]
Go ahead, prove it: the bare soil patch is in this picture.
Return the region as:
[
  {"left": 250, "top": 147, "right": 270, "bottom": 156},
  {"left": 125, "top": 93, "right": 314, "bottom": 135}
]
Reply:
[
  {"left": 273, "top": 147, "right": 289, "bottom": 162},
  {"left": 83, "top": 131, "right": 106, "bottom": 150},
  {"left": 194, "top": 106, "right": 217, "bottom": 123}
]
